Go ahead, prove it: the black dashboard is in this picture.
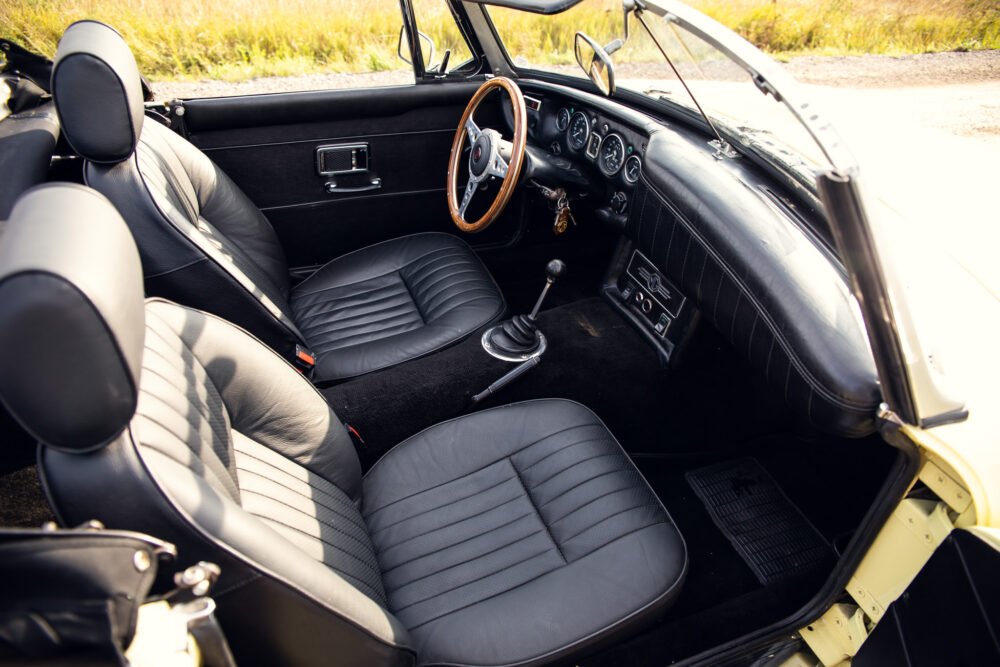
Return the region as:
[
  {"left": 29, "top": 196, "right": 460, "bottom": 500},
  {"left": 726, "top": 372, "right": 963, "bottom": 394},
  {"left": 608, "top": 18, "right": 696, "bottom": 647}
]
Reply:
[{"left": 502, "top": 79, "right": 881, "bottom": 439}]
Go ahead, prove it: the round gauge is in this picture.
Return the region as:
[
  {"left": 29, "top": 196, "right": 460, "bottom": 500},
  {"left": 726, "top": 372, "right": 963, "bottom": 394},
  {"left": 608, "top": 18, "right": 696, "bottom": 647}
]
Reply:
[
  {"left": 555, "top": 107, "right": 571, "bottom": 132},
  {"left": 567, "top": 111, "right": 590, "bottom": 151},
  {"left": 598, "top": 133, "right": 627, "bottom": 176},
  {"left": 623, "top": 154, "right": 642, "bottom": 184}
]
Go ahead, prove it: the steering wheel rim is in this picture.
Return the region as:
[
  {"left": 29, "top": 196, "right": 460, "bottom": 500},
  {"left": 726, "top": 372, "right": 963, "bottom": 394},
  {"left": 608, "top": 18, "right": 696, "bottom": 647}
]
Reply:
[{"left": 447, "top": 77, "right": 527, "bottom": 233}]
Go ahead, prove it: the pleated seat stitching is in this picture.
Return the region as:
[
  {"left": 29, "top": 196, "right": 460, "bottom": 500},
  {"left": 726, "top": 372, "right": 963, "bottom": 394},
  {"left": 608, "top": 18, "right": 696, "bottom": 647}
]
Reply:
[
  {"left": 388, "top": 529, "right": 546, "bottom": 593},
  {"left": 252, "top": 513, "right": 383, "bottom": 579},
  {"left": 298, "top": 294, "right": 417, "bottom": 332},
  {"left": 377, "top": 494, "right": 524, "bottom": 556},
  {"left": 234, "top": 466, "right": 368, "bottom": 532},
  {"left": 139, "top": 362, "right": 223, "bottom": 435},
  {"left": 232, "top": 446, "right": 365, "bottom": 518},
  {"left": 510, "top": 459, "right": 565, "bottom": 563},
  {"left": 140, "top": 437, "right": 238, "bottom": 501},
  {"left": 537, "top": 467, "right": 636, "bottom": 510},
  {"left": 421, "top": 291, "right": 500, "bottom": 322},
  {"left": 527, "top": 451, "right": 626, "bottom": 491},
  {"left": 292, "top": 280, "right": 405, "bottom": 310},
  {"left": 136, "top": 402, "right": 237, "bottom": 499},
  {"left": 258, "top": 518, "right": 386, "bottom": 603},
  {"left": 241, "top": 488, "right": 376, "bottom": 555},
  {"left": 363, "top": 423, "right": 599, "bottom": 517},
  {"left": 369, "top": 475, "right": 517, "bottom": 536},
  {"left": 310, "top": 321, "right": 425, "bottom": 353},
  {"left": 559, "top": 503, "right": 662, "bottom": 545},
  {"left": 392, "top": 547, "right": 555, "bottom": 614},
  {"left": 292, "top": 243, "right": 469, "bottom": 296},
  {"left": 378, "top": 511, "right": 535, "bottom": 574},
  {"left": 401, "top": 555, "right": 563, "bottom": 630},
  {"left": 546, "top": 485, "right": 641, "bottom": 527},
  {"left": 514, "top": 436, "right": 612, "bottom": 473},
  {"left": 303, "top": 307, "right": 422, "bottom": 340},
  {"left": 407, "top": 268, "right": 484, "bottom": 302}
]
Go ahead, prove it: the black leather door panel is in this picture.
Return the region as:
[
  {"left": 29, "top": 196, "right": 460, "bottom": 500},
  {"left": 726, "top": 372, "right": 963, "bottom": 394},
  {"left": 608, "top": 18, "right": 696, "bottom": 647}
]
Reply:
[{"left": 178, "top": 84, "right": 511, "bottom": 267}]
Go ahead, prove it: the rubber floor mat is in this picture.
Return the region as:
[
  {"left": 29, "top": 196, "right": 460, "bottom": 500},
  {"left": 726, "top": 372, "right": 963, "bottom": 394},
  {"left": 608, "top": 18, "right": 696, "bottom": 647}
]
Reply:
[{"left": 686, "top": 457, "right": 834, "bottom": 585}]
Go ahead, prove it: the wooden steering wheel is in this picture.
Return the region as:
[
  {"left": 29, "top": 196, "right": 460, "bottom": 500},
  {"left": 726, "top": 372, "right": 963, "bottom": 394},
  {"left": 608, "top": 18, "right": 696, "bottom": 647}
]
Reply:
[{"left": 447, "top": 77, "right": 527, "bottom": 233}]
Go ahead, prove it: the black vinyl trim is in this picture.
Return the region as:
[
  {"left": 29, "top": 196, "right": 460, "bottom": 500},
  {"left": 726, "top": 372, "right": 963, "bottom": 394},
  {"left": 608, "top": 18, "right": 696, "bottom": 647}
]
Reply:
[
  {"left": 260, "top": 187, "right": 447, "bottom": 211},
  {"left": 199, "top": 127, "right": 456, "bottom": 153}
]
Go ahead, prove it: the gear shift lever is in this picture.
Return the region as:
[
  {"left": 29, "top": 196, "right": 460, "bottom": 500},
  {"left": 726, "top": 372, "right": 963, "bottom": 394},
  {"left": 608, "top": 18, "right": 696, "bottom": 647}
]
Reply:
[
  {"left": 481, "top": 259, "right": 566, "bottom": 361},
  {"left": 531, "top": 259, "right": 567, "bottom": 319}
]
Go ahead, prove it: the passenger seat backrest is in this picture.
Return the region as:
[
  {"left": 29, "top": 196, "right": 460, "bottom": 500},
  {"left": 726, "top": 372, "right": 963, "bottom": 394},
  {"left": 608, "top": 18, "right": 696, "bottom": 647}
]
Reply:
[
  {"left": 51, "top": 21, "right": 306, "bottom": 361},
  {"left": 0, "top": 184, "right": 415, "bottom": 666}
]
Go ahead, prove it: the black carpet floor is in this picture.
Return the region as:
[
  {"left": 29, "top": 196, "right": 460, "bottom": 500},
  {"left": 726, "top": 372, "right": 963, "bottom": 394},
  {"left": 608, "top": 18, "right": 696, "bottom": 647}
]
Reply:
[
  {"left": 324, "top": 296, "right": 792, "bottom": 469},
  {"left": 0, "top": 410, "right": 52, "bottom": 528}
]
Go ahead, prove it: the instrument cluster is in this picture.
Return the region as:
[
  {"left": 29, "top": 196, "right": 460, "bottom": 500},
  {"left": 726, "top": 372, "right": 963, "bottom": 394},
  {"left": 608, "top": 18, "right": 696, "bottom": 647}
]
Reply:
[{"left": 542, "top": 102, "right": 645, "bottom": 190}]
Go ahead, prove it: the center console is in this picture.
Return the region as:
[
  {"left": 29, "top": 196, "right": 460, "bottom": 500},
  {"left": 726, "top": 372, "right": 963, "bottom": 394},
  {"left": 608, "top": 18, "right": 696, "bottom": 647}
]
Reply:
[{"left": 603, "top": 246, "right": 696, "bottom": 366}]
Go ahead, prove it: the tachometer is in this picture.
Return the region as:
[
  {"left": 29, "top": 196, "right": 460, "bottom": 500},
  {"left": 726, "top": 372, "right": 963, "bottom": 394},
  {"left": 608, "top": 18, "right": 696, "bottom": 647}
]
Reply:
[
  {"left": 598, "top": 133, "right": 626, "bottom": 176},
  {"left": 623, "top": 154, "right": 642, "bottom": 184},
  {"left": 556, "top": 107, "right": 571, "bottom": 131},
  {"left": 567, "top": 111, "right": 590, "bottom": 151}
]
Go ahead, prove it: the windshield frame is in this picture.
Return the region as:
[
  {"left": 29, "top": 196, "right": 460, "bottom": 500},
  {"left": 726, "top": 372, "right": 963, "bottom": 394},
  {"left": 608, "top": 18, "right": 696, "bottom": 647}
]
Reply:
[{"left": 478, "top": 0, "right": 858, "bottom": 185}]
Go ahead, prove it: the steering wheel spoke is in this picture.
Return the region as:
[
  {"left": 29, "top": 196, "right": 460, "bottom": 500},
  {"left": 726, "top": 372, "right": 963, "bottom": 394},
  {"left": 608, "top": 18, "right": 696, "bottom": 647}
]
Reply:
[
  {"left": 487, "top": 152, "right": 509, "bottom": 179},
  {"left": 459, "top": 178, "right": 478, "bottom": 218},
  {"left": 465, "top": 116, "right": 482, "bottom": 143}
]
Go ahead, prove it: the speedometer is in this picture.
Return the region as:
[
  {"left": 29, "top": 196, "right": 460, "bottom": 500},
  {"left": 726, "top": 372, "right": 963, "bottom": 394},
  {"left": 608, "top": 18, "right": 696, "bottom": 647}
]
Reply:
[
  {"left": 567, "top": 111, "right": 590, "bottom": 151},
  {"left": 598, "top": 133, "right": 626, "bottom": 176}
]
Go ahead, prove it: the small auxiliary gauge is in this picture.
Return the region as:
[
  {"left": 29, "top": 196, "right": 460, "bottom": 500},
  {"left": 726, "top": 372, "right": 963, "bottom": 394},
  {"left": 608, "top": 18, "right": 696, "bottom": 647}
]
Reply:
[
  {"left": 567, "top": 111, "right": 590, "bottom": 151},
  {"left": 623, "top": 155, "right": 642, "bottom": 184},
  {"left": 556, "top": 107, "right": 571, "bottom": 131}
]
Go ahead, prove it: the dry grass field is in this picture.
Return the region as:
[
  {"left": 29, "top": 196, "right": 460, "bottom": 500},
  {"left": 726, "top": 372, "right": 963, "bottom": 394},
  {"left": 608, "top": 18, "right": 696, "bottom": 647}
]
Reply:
[{"left": 2, "top": 0, "right": 998, "bottom": 81}]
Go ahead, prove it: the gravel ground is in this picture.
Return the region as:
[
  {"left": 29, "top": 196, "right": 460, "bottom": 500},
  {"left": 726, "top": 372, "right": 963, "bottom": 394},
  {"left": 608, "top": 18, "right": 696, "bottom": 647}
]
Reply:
[{"left": 151, "top": 50, "right": 1000, "bottom": 100}]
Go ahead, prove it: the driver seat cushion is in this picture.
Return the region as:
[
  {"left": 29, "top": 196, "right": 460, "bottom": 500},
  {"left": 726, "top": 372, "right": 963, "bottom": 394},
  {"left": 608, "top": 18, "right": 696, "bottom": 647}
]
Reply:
[
  {"left": 291, "top": 233, "right": 505, "bottom": 382},
  {"left": 362, "top": 399, "right": 688, "bottom": 666}
]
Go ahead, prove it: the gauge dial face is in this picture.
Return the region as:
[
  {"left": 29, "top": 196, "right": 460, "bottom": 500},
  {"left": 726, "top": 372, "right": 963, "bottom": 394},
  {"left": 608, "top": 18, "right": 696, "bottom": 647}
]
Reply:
[
  {"left": 567, "top": 111, "right": 590, "bottom": 151},
  {"left": 556, "top": 107, "right": 571, "bottom": 132},
  {"left": 623, "top": 154, "right": 642, "bottom": 184},
  {"left": 599, "top": 133, "right": 626, "bottom": 176}
]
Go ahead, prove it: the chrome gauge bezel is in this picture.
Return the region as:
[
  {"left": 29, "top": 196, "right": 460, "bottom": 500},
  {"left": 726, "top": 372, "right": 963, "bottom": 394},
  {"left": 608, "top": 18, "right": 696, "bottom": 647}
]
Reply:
[
  {"left": 598, "top": 133, "right": 627, "bottom": 177},
  {"left": 623, "top": 154, "right": 642, "bottom": 184},
  {"left": 567, "top": 111, "right": 590, "bottom": 151},
  {"left": 555, "top": 107, "right": 571, "bottom": 132}
]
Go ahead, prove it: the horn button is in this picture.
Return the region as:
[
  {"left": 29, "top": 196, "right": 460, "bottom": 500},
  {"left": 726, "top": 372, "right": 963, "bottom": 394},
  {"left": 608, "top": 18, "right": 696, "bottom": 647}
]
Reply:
[{"left": 470, "top": 132, "right": 493, "bottom": 177}]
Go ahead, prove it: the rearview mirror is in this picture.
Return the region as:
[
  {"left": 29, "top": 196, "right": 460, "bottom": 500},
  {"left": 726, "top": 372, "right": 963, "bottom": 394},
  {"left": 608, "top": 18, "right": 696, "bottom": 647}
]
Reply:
[{"left": 574, "top": 32, "right": 616, "bottom": 96}]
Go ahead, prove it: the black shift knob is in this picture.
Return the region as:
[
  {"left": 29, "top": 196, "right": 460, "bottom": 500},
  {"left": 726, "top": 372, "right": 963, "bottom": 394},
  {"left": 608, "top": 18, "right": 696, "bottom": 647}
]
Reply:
[{"left": 546, "top": 259, "right": 567, "bottom": 282}]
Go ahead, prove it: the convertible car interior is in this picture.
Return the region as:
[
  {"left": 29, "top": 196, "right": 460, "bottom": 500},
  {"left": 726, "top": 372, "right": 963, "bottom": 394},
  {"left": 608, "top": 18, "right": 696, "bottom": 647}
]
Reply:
[{"left": 0, "top": 7, "right": 917, "bottom": 667}]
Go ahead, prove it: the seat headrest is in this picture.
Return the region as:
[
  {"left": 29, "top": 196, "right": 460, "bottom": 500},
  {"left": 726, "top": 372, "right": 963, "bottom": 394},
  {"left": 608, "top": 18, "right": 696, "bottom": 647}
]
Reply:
[
  {"left": 0, "top": 184, "right": 146, "bottom": 452},
  {"left": 51, "top": 21, "right": 145, "bottom": 164}
]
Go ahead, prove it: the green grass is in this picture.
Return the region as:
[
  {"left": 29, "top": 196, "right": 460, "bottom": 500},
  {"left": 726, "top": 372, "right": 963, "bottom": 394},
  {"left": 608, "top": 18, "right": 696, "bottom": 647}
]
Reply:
[{"left": 1, "top": 0, "right": 997, "bottom": 81}]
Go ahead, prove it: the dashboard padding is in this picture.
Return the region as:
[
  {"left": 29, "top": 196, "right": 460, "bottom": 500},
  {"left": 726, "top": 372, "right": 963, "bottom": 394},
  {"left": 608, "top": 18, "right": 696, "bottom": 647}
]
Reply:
[{"left": 631, "top": 130, "right": 880, "bottom": 437}]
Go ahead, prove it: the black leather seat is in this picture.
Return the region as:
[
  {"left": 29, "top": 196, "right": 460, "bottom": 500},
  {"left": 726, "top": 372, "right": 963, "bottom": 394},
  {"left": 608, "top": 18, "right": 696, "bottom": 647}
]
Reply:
[
  {"left": 0, "top": 184, "right": 687, "bottom": 666},
  {"left": 49, "top": 20, "right": 505, "bottom": 383}
]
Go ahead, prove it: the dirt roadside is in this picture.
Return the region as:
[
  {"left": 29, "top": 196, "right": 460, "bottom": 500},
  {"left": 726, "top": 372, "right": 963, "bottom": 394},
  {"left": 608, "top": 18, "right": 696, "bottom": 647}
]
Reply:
[{"left": 151, "top": 50, "right": 1000, "bottom": 100}]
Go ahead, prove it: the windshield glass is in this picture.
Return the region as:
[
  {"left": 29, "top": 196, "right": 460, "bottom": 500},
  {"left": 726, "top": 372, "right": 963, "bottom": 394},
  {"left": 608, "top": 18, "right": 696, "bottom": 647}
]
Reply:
[{"left": 487, "top": 0, "right": 832, "bottom": 184}]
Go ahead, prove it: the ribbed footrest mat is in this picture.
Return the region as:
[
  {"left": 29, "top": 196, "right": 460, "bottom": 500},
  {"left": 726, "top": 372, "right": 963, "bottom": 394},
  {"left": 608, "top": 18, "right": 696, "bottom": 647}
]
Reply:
[{"left": 686, "top": 457, "right": 833, "bottom": 585}]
